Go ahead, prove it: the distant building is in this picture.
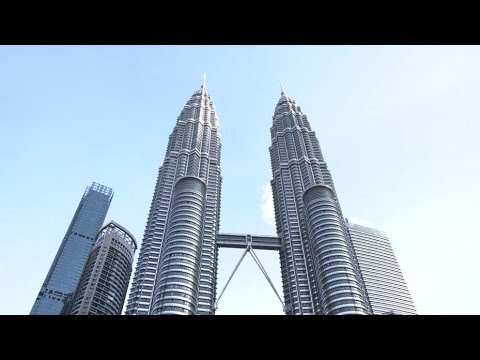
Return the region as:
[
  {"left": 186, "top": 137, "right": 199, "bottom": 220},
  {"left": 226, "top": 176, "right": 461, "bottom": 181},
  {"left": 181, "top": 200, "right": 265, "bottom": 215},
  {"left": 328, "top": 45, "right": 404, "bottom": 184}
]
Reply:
[
  {"left": 70, "top": 221, "right": 137, "bottom": 315},
  {"left": 346, "top": 220, "right": 417, "bottom": 315},
  {"left": 30, "top": 182, "right": 113, "bottom": 315}
]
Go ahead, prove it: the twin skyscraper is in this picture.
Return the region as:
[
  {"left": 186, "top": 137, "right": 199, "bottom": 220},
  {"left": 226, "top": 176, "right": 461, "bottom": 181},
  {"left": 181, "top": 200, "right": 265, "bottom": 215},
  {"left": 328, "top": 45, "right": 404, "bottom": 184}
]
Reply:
[{"left": 31, "top": 81, "right": 416, "bottom": 315}]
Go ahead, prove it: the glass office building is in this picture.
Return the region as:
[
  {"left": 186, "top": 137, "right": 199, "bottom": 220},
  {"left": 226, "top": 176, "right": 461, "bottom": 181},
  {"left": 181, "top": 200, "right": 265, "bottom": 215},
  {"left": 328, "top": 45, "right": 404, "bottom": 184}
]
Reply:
[
  {"left": 30, "top": 182, "right": 113, "bottom": 315},
  {"left": 347, "top": 221, "right": 417, "bottom": 315}
]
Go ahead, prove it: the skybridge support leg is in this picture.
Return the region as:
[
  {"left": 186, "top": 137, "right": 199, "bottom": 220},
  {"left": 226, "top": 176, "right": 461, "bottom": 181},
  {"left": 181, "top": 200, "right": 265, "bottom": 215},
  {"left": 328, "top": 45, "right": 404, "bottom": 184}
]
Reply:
[
  {"left": 215, "top": 244, "right": 286, "bottom": 313},
  {"left": 215, "top": 247, "right": 249, "bottom": 310},
  {"left": 249, "top": 247, "right": 285, "bottom": 312}
]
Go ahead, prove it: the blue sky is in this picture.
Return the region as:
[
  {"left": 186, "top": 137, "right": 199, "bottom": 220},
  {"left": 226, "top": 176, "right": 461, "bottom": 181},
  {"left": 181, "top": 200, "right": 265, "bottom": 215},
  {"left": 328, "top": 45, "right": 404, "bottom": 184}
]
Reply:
[{"left": 0, "top": 45, "right": 479, "bottom": 315}]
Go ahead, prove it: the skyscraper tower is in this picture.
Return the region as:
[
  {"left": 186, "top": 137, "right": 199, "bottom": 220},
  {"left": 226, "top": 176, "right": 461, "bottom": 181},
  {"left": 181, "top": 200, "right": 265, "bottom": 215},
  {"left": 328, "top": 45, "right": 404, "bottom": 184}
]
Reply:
[
  {"left": 346, "top": 221, "right": 417, "bottom": 315},
  {"left": 269, "top": 89, "right": 370, "bottom": 315},
  {"left": 30, "top": 182, "right": 113, "bottom": 315},
  {"left": 70, "top": 221, "right": 137, "bottom": 315},
  {"left": 126, "top": 81, "right": 222, "bottom": 315}
]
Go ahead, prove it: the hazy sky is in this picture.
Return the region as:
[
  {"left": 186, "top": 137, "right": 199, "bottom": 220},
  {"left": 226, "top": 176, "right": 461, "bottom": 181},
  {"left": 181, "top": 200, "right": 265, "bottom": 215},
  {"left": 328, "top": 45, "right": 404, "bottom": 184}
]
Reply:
[{"left": 1, "top": 45, "right": 478, "bottom": 315}]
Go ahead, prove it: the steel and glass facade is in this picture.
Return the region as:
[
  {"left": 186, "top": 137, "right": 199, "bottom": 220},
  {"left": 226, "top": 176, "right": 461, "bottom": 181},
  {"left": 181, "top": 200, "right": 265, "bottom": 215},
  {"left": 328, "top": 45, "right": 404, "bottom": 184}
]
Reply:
[
  {"left": 30, "top": 182, "right": 113, "bottom": 315},
  {"left": 269, "top": 91, "right": 370, "bottom": 314},
  {"left": 150, "top": 177, "right": 207, "bottom": 315},
  {"left": 347, "top": 221, "right": 417, "bottom": 315},
  {"left": 123, "top": 85, "right": 415, "bottom": 316},
  {"left": 70, "top": 221, "right": 137, "bottom": 315},
  {"left": 126, "top": 83, "right": 222, "bottom": 315}
]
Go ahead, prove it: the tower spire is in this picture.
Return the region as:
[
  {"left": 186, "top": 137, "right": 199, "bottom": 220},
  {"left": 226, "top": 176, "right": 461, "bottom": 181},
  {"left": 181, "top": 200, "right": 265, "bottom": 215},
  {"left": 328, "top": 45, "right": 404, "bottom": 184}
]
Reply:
[
  {"left": 280, "top": 82, "right": 285, "bottom": 95},
  {"left": 202, "top": 73, "right": 207, "bottom": 89}
]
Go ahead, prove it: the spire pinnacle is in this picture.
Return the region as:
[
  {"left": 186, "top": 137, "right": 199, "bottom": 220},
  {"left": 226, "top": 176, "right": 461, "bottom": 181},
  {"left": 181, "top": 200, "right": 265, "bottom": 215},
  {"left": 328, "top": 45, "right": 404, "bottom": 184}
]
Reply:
[
  {"left": 202, "top": 73, "right": 207, "bottom": 89},
  {"left": 280, "top": 82, "right": 285, "bottom": 95}
]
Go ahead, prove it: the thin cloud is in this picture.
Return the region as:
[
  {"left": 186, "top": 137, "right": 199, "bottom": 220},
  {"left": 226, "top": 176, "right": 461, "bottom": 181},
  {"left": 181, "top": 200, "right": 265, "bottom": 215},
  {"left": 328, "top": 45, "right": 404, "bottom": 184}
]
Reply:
[{"left": 260, "top": 182, "right": 275, "bottom": 227}]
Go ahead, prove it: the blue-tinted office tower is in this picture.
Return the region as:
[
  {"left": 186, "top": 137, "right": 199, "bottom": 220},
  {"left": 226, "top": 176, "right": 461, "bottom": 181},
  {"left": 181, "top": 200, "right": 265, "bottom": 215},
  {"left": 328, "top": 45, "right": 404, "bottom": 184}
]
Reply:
[{"left": 30, "top": 182, "right": 113, "bottom": 315}]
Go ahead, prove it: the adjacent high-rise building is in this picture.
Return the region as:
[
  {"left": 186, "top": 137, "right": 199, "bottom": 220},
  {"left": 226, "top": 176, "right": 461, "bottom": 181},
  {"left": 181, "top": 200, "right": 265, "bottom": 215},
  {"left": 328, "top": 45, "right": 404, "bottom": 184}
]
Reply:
[
  {"left": 126, "top": 81, "right": 222, "bottom": 315},
  {"left": 30, "top": 182, "right": 113, "bottom": 315},
  {"left": 346, "top": 221, "right": 417, "bottom": 315},
  {"left": 70, "top": 221, "right": 137, "bottom": 315},
  {"left": 269, "top": 90, "right": 370, "bottom": 315}
]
